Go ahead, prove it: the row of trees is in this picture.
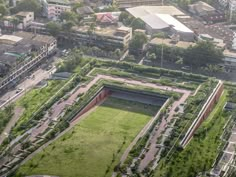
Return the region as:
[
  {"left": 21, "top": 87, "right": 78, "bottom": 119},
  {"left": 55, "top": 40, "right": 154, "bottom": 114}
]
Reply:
[{"left": 146, "top": 40, "right": 224, "bottom": 68}]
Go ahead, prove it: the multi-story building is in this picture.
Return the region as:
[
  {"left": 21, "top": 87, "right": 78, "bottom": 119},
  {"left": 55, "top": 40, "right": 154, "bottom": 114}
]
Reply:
[
  {"left": 42, "top": 0, "right": 71, "bottom": 20},
  {"left": 0, "top": 32, "right": 57, "bottom": 92},
  {"left": 15, "top": 12, "right": 34, "bottom": 29},
  {"left": 1, "top": 12, "right": 34, "bottom": 31},
  {"left": 58, "top": 26, "right": 132, "bottom": 50},
  {"left": 115, "top": 0, "right": 162, "bottom": 9}
]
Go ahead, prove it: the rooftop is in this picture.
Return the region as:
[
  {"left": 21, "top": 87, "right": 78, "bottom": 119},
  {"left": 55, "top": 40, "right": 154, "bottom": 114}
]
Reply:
[
  {"left": 76, "top": 6, "right": 94, "bottom": 15},
  {"left": 96, "top": 12, "right": 121, "bottom": 24},
  {"left": 188, "top": 1, "right": 215, "bottom": 15},
  {"left": 14, "top": 31, "right": 56, "bottom": 44},
  {"left": 0, "top": 35, "right": 23, "bottom": 44},
  {"left": 126, "top": 6, "right": 185, "bottom": 18},
  {"left": 72, "top": 25, "right": 131, "bottom": 38},
  {"left": 141, "top": 14, "right": 193, "bottom": 33},
  {"left": 47, "top": 0, "right": 70, "bottom": 5},
  {"left": 15, "top": 11, "right": 33, "bottom": 17},
  {"left": 157, "top": 14, "right": 193, "bottom": 33},
  {"left": 149, "top": 38, "right": 195, "bottom": 49}
]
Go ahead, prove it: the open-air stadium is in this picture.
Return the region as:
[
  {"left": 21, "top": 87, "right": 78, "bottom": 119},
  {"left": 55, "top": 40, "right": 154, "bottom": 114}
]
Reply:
[{"left": 0, "top": 51, "right": 234, "bottom": 177}]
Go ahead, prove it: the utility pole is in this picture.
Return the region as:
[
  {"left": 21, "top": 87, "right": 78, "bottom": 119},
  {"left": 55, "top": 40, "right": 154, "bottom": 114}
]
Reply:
[
  {"left": 161, "top": 39, "right": 164, "bottom": 68},
  {"left": 230, "top": 2, "right": 233, "bottom": 23}
]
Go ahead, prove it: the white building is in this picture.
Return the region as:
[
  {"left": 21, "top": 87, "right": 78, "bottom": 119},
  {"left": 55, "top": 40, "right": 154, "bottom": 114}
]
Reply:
[
  {"left": 15, "top": 12, "right": 34, "bottom": 29},
  {"left": 42, "top": 0, "right": 71, "bottom": 20},
  {"left": 2, "top": 12, "right": 34, "bottom": 30}
]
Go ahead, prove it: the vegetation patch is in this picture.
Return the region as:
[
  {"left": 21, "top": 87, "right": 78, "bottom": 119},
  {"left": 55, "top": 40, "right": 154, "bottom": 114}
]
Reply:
[
  {"left": 155, "top": 91, "right": 229, "bottom": 177},
  {"left": 16, "top": 97, "right": 159, "bottom": 177},
  {"left": 12, "top": 80, "right": 65, "bottom": 136}
]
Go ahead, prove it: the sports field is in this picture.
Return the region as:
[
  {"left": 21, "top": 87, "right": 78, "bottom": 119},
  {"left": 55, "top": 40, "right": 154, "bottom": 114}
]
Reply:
[{"left": 16, "top": 97, "right": 159, "bottom": 177}]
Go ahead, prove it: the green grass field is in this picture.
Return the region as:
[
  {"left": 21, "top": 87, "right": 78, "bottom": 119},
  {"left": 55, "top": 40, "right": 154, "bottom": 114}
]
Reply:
[{"left": 16, "top": 97, "right": 159, "bottom": 177}]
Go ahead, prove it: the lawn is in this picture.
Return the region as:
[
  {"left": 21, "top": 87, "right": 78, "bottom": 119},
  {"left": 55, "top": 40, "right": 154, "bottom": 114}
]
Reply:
[
  {"left": 16, "top": 97, "right": 159, "bottom": 177},
  {"left": 155, "top": 91, "right": 229, "bottom": 177}
]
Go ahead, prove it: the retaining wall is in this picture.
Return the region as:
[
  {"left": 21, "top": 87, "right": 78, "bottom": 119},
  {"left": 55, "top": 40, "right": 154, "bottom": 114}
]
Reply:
[{"left": 180, "top": 81, "right": 224, "bottom": 147}]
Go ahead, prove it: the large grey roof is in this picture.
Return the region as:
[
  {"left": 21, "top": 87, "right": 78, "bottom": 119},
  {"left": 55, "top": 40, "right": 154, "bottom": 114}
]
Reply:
[
  {"left": 126, "top": 6, "right": 185, "bottom": 18},
  {"left": 141, "top": 14, "right": 169, "bottom": 30},
  {"left": 141, "top": 14, "right": 193, "bottom": 33}
]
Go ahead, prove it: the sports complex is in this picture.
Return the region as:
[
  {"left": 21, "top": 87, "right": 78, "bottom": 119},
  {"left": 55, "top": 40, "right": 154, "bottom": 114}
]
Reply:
[{"left": 0, "top": 51, "right": 235, "bottom": 177}]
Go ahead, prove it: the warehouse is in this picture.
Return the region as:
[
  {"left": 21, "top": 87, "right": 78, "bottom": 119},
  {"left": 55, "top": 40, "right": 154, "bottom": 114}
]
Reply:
[
  {"left": 141, "top": 14, "right": 195, "bottom": 41},
  {"left": 126, "top": 6, "right": 185, "bottom": 18}
]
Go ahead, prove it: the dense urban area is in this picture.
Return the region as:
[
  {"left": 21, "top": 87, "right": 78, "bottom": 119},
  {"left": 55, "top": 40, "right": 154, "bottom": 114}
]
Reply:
[{"left": 0, "top": 0, "right": 236, "bottom": 177}]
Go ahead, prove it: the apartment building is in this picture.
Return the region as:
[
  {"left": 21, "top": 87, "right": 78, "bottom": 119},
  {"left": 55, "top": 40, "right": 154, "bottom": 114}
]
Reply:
[
  {"left": 42, "top": 0, "right": 71, "bottom": 20},
  {"left": 115, "top": 0, "right": 162, "bottom": 9},
  {"left": 59, "top": 26, "right": 132, "bottom": 50},
  {"left": 0, "top": 32, "right": 57, "bottom": 92}
]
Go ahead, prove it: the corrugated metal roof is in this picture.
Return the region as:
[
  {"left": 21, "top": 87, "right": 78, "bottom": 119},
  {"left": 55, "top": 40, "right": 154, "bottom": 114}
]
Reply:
[
  {"left": 141, "top": 14, "right": 169, "bottom": 29},
  {"left": 126, "top": 6, "right": 185, "bottom": 18},
  {"left": 156, "top": 14, "right": 193, "bottom": 33},
  {"left": 141, "top": 14, "right": 193, "bottom": 33}
]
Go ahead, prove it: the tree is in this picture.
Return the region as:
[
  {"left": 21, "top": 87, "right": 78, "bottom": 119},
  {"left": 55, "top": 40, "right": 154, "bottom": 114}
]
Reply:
[
  {"left": 184, "top": 41, "right": 223, "bottom": 67},
  {"left": 12, "top": 0, "right": 41, "bottom": 17},
  {"left": 131, "top": 18, "right": 145, "bottom": 31},
  {"left": 129, "top": 32, "right": 148, "bottom": 55},
  {"left": 203, "top": 64, "right": 223, "bottom": 76},
  {"left": 60, "top": 11, "right": 77, "bottom": 23},
  {"left": 147, "top": 52, "right": 156, "bottom": 60},
  {"left": 119, "top": 11, "right": 129, "bottom": 22},
  {"left": 0, "top": 4, "right": 8, "bottom": 16},
  {"left": 46, "top": 22, "right": 62, "bottom": 36},
  {"left": 62, "top": 21, "right": 75, "bottom": 31},
  {"left": 11, "top": 17, "right": 19, "bottom": 31}
]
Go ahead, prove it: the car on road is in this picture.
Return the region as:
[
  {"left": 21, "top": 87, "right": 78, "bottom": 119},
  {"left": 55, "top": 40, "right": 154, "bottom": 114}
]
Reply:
[{"left": 16, "top": 88, "right": 23, "bottom": 94}]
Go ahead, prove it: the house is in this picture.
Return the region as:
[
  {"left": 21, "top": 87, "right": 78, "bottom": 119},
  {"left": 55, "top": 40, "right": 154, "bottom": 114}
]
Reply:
[{"left": 96, "top": 12, "right": 121, "bottom": 25}]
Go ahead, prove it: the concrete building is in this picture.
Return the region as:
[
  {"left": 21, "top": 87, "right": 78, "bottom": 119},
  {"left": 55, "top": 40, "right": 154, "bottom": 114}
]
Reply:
[
  {"left": 15, "top": 12, "right": 34, "bottom": 29},
  {"left": 59, "top": 25, "right": 132, "bottom": 50},
  {"left": 188, "top": 1, "right": 225, "bottom": 23},
  {"left": 42, "top": 0, "right": 71, "bottom": 20},
  {"left": 1, "top": 12, "right": 34, "bottom": 31},
  {"left": 0, "top": 32, "right": 57, "bottom": 92},
  {"left": 115, "top": 0, "right": 162, "bottom": 9}
]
